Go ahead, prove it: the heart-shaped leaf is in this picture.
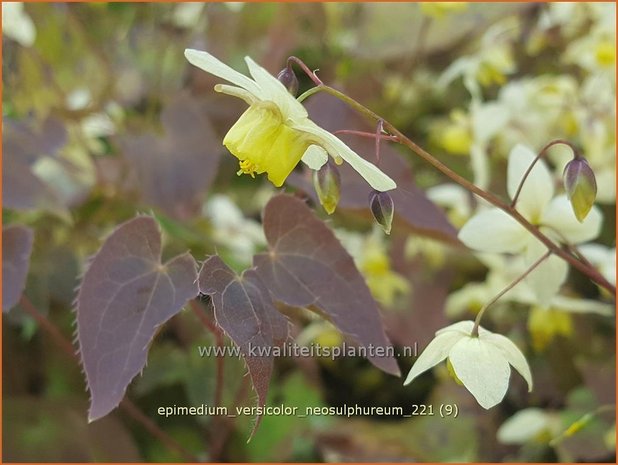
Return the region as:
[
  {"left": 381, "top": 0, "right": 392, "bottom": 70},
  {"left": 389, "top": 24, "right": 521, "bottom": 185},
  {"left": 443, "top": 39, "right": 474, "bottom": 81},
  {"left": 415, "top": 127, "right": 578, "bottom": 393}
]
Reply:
[
  {"left": 76, "top": 216, "right": 198, "bottom": 421},
  {"left": 254, "top": 194, "right": 400, "bottom": 377},
  {"left": 2, "top": 225, "right": 34, "bottom": 312},
  {"left": 198, "top": 255, "right": 289, "bottom": 437}
]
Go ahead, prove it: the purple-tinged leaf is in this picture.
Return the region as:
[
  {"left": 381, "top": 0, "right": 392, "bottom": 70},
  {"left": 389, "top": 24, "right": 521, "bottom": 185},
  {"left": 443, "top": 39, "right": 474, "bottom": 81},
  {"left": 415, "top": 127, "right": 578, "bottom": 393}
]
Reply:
[
  {"left": 198, "top": 255, "right": 289, "bottom": 437},
  {"left": 76, "top": 216, "right": 198, "bottom": 421},
  {"left": 120, "top": 93, "right": 222, "bottom": 220},
  {"left": 2, "top": 225, "right": 34, "bottom": 312},
  {"left": 3, "top": 117, "right": 67, "bottom": 165},
  {"left": 3, "top": 117, "right": 68, "bottom": 213},
  {"left": 254, "top": 194, "right": 400, "bottom": 377}
]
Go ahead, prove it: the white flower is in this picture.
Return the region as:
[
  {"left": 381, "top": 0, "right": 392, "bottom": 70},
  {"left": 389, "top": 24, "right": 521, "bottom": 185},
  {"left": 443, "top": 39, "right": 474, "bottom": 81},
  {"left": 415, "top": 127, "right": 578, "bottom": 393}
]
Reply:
[
  {"left": 204, "top": 194, "right": 266, "bottom": 263},
  {"left": 2, "top": 3, "right": 36, "bottom": 47},
  {"left": 404, "top": 321, "right": 532, "bottom": 409},
  {"left": 579, "top": 244, "right": 616, "bottom": 286},
  {"left": 446, "top": 253, "right": 614, "bottom": 318},
  {"left": 458, "top": 144, "right": 602, "bottom": 305},
  {"left": 497, "top": 408, "right": 560, "bottom": 444},
  {"left": 184, "top": 49, "right": 396, "bottom": 192}
]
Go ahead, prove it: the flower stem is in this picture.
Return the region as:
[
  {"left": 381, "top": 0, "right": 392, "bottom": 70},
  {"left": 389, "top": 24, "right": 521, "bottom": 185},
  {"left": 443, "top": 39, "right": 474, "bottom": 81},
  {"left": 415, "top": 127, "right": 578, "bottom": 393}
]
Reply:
[
  {"left": 190, "top": 299, "right": 224, "bottom": 410},
  {"left": 471, "top": 250, "right": 552, "bottom": 337},
  {"left": 301, "top": 84, "right": 615, "bottom": 296},
  {"left": 332, "top": 129, "right": 399, "bottom": 142},
  {"left": 511, "top": 139, "right": 580, "bottom": 208},
  {"left": 549, "top": 403, "right": 616, "bottom": 446},
  {"left": 18, "top": 295, "right": 199, "bottom": 462},
  {"left": 286, "top": 56, "right": 323, "bottom": 86}
]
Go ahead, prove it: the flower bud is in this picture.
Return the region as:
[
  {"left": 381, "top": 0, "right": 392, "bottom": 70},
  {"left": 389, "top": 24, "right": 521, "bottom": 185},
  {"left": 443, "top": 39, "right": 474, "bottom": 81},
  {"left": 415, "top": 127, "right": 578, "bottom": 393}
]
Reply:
[
  {"left": 313, "top": 161, "right": 341, "bottom": 215},
  {"left": 369, "top": 190, "right": 394, "bottom": 235},
  {"left": 276, "top": 66, "right": 299, "bottom": 96},
  {"left": 563, "top": 157, "right": 597, "bottom": 222}
]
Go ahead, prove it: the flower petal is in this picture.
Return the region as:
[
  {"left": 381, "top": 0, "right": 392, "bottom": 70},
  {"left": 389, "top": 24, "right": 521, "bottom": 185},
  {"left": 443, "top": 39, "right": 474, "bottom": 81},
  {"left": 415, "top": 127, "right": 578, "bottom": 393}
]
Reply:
[
  {"left": 507, "top": 144, "right": 554, "bottom": 220},
  {"left": 524, "top": 239, "right": 568, "bottom": 306},
  {"left": 214, "top": 84, "right": 258, "bottom": 105},
  {"left": 184, "top": 49, "right": 262, "bottom": 97},
  {"left": 550, "top": 296, "right": 614, "bottom": 316},
  {"left": 541, "top": 195, "right": 602, "bottom": 244},
  {"left": 301, "top": 145, "right": 328, "bottom": 170},
  {"left": 403, "top": 330, "right": 465, "bottom": 385},
  {"left": 458, "top": 208, "right": 529, "bottom": 253},
  {"left": 497, "top": 408, "right": 550, "bottom": 444},
  {"left": 435, "top": 320, "right": 476, "bottom": 336},
  {"left": 449, "top": 337, "right": 511, "bottom": 409},
  {"left": 293, "top": 121, "right": 397, "bottom": 192},
  {"left": 482, "top": 332, "right": 533, "bottom": 392},
  {"left": 244, "top": 56, "right": 308, "bottom": 120}
]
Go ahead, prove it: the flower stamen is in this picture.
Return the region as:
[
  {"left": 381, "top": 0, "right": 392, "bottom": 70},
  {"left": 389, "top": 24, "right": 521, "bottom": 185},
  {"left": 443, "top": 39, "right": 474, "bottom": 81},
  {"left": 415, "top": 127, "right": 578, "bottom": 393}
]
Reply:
[{"left": 237, "top": 159, "right": 259, "bottom": 178}]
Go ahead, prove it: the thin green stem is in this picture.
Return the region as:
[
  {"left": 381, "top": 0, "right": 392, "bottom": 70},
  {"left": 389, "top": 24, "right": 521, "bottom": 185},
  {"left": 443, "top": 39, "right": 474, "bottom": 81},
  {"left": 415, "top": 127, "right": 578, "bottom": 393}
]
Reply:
[
  {"left": 471, "top": 250, "right": 552, "bottom": 337},
  {"left": 300, "top": 84, "right": 615, "bottom": 297},
  {"left": 549, "top": 403, "right": 616, "bottom": 446}
]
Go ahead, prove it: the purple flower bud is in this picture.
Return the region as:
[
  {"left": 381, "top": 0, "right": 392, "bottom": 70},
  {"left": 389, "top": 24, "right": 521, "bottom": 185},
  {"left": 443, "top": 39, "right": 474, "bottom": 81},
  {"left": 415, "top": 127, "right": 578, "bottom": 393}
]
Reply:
[
  {"left": 313, "top": 161, "right": 341, "bottom": 215},
  {"left": 277, "top": 66, "right": 299, "bottom": 96},
  {"left": 369, "top": 190, "right": 394, "bottom": 234},
  {"left": 563, "top": 157, "right": 597, "bottom": 222}
]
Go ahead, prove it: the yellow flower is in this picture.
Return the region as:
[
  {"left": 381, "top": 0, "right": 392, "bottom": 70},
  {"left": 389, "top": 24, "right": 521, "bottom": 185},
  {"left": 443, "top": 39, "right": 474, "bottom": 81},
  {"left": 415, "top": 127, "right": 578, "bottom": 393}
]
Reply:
[
  {"left": 359, "top": 240, "right": 409, "bottom": 307},
  {"left": 420, "top": 2, "right": 468, "bottom": 20},
  {"left": 595, "top": 39, "right": 616, "bottom": 67},
  {"left": 528, "top": 306, "right": 573, "bottom": 352},
  {"left": 185, "top": 49, "right": 396, "bottom": 191}
]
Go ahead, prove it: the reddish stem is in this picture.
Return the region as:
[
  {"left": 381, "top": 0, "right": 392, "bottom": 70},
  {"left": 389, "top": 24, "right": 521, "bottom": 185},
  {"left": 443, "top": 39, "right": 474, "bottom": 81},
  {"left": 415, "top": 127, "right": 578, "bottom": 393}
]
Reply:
[
  {"left": 333, "top": 129, "right": 399, "bottom": 142},
  {"left": 511, "top": 139, "right": 579, "bottom": 207},
  {"left": 18, "top": 295, "right": 199, "bottom": 462},
  {"left": 286, "top": 56, "right": 323, "bottom": 86},
  {"left": 190, "top": 299, "right": 225, "bottom": 411}
]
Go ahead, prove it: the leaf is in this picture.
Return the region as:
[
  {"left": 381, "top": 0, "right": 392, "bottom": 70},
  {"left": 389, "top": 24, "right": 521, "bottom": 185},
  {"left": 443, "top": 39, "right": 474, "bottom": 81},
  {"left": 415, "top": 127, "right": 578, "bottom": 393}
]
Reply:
[
  {"left": 120, "top": 93, "right": 222, "bottom": 220},
  {"left": 3, "top": 117, "right": 68, "bottom": 213},
  {"left": 197, "top": 255, "right": 289, "bottom": 437},
  {"left": 289, "top": 93, "right": 459, "bottom": 244},
  {"left": 76, "top": 216, "right": 198, "bottom": 421},
  {"left": 2, "top": 225, "right": 34, "bottom": 312},
  {"left": 253, "top": 194, "right": 400, "bottom": 376}
]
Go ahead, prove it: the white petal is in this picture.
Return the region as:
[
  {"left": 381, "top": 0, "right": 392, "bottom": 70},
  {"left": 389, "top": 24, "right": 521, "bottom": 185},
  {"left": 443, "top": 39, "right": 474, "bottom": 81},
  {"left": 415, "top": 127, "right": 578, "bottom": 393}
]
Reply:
[
  {"left": 524, "top": 239, "right": 568, "bottom": 306},
  {"left": 214, "top": 84, "right": 258, "bottom": 105},
  {"left": 541, "top": 195, "right": 602, "bottom": 244},
  {"left": 403, "top": 330, "right": 465, "bottom": 385},
  {"left": 243, "top": 56, "right": 307, "bottom": 120},
  {"left": 293, "top": 121, "right": 397, "bottom": 192},
  {"left": 435, "top": 320, "right": 475, "bottom": 336},
  {"left": 301, "top": 145, "right": 328, "bottom": 170},
  {"left": 482, "top": 332, "right": 533, "bottom": 392},
  {"left": 449, "top": 336, "right": 511, "bottom": 409},
  {"left": 507, "top": 144, "right": 554, "bottom": 220},
  {"left": 184, "top": 49, "right": 262, "bottom": 98},
  {"left": 458, "top": 208, "right": 529, "bottom": 253},
  {"left": 470, "top": 143, "right": 490, "bottom": 189},
  {"left": 497, "top": 408, "right": 550, "bottom": 444},
  {"left": 550, "top": 296, "right": 614, "bottom": 316}
]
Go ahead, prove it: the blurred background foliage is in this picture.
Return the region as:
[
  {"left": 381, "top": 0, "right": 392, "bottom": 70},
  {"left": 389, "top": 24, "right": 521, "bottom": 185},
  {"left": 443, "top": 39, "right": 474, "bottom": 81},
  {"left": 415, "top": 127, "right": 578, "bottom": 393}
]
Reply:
[{"left": 3, "top": 2, "right": 615, "bottom": 462}]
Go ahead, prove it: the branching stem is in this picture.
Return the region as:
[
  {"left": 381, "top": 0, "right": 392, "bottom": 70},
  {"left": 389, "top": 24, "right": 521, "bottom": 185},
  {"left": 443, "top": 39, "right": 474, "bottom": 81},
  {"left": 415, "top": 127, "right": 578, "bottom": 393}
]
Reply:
[{"left": 295, "top": 82, "right": 615, "bottom": 296}]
